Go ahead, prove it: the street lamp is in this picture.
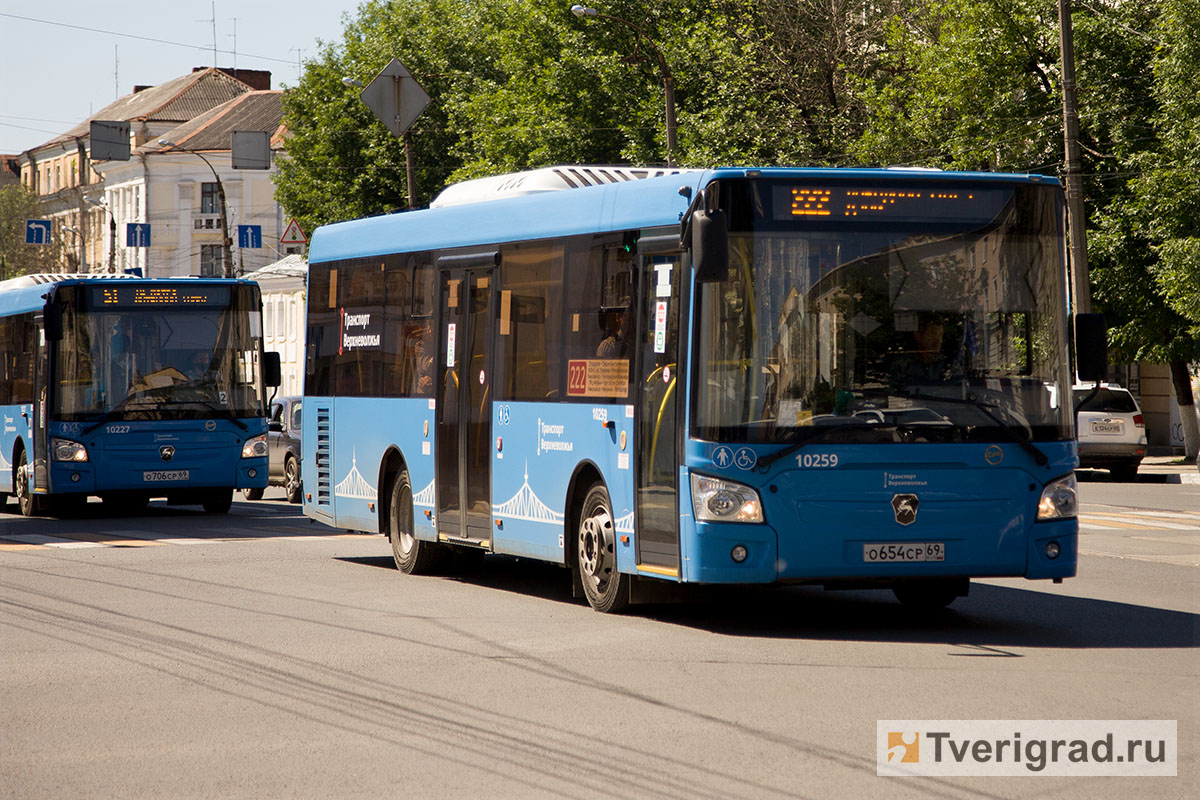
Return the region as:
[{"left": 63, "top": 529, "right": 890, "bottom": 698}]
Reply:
[
  {"left": 83, "top": 195, "right": 117, "bottom": 273},
  {"left": 570, "top": 4, "right": 678, "bottom": 166},
  {"left": 62, "top": 225, "right": 86, "bottom": 271},
  {"left": 158, "top": 139, "right": 234, "bottom": 278}
]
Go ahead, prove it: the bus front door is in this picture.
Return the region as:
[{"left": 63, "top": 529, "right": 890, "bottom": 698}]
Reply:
[
  {"left": 634, "top": 255, "right": 683, "bottom": 574},
  {"left": 435, "top": 268, "right": 495, "bottom": 547}
]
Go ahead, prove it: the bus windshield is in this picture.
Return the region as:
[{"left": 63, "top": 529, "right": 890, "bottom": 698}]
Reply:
[
  {"left": 693, "top": 180, "right": 1073, "bottom": 445},
  {"left": 53, "top": 284, "right": 267, "bottom": 421}
]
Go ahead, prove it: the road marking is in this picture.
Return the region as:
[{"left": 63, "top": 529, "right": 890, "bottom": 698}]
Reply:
[
  {"left": 0, "top": 530, "right": 376, "bottom": 551},
  {"left": 0, "top": 534, "right": 107, "bottom": 548}
]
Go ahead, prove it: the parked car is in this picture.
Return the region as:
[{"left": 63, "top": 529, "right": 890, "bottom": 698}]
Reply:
[
  {"left": 1073, "top": 384, "right": 1147, "bottom": 481},
  {"left": 243, "top": 396, "right": 302, "bottom": 503}
]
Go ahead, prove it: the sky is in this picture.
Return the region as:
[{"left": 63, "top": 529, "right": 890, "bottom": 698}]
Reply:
[{"left": 1, "top": 1, "right": 365, "bottom": 154}]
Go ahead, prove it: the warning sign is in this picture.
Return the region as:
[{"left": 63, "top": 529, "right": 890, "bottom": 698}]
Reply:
[
  {"left": 566, "top": 359, "right": 629, "bottom": 398},
  {"left": 280, "top": 218, "right": 308, "bottom": 245}
]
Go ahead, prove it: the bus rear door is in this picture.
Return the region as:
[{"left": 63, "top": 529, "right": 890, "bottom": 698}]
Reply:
[{"left": 435, "top": 266, "right": 496, "bottom": 547}]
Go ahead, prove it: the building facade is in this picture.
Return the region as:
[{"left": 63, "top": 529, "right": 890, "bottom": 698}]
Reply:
[{"left": 15, "top": 67, "right": 288, "bottom": 277}]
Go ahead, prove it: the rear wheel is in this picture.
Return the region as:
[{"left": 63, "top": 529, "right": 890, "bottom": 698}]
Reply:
[
  {"left": 202, "top": 489, "right": 233, "bottom": 514},
  {"left": 576, "top": 484, "right": 629, "bottom": 613},
  {"left": 283, "top": 456, "right": 302, "bottom": 504},
  {"left": 1109, "top": 463, "right": 1138, "bottom": 482},
  {"left": 242, "top": 487, "right": 265, "bottom": 501},
  {"left": 389, "top": 472, "right": 447, "bottom": 574},
  {"left": 893, "top": 578, "right": 967, "bottom": 610}
]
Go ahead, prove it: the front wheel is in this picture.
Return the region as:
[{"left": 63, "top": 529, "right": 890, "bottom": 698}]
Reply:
[
  {"left": 242, "top": 487, "right": 265, "bottom": 501},
  {"left": 576, "top": 484, "right": 629, "bottom": 613},
  {"left": 389, "top": 472, "right": 447, "bottom": 574},
  {"left": 283, "top": 456, "right": 302, "bottom": 504},
  {"left": 202, "top": 489, "right": 233, "bottom": 514}
]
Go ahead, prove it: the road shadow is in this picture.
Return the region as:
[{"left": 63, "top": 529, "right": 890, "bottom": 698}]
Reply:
[
  {"left": 341, "top": 552, "right": 1199, "bottom": 650},
  {"left": 1076, "top": 468, "right": 1181, "bottom": 484}
]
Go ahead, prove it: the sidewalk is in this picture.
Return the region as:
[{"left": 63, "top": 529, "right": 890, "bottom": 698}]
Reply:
[{"left": 1130, "top": 455, "right": 1199, "bottom": 484}]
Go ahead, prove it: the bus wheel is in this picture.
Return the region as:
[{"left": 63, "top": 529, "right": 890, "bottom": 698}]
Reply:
[
  {"left": 284, "top": 457, "right": 302, "bottom": 504},
  {"left": 576, "top": 484, "right": 629, "bottom": 613},
  {"left": 202, "top": 489, "right": 233, "bottom": 514},
  {"left": 14, "top": 450, "right": 43, "bottom": 518},
  {"left": 242, "top": 487, "right": 265, "bottom": 501},
  {"left": 892, "top": 579, "right": 967, "bottom": 610},
  {"left": 389, "top": 472, "right": 445, "bottom": 575}
]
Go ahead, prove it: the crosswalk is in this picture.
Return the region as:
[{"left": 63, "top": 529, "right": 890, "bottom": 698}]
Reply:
[
  {"left": 1078, "top": 505, "right": 1200, "bottom": 567},
  {"left": 0, "top": 527, "right": 375, "bottom": 552}
]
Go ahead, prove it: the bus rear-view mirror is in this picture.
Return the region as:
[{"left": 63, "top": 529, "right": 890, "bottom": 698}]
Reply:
[
  {"left": 1074, "top": 313, "right": 1107, "bottom": 383},
  {"left": 691, "top": 208, "right": 729, "bottom": 283}
]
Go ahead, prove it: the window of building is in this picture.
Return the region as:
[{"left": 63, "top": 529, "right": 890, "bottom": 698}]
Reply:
[
  {"left": 200, "top": 244, "right": 223, "bottom": 277},
  {"left": 201, "top": 182, "right": 220, "bottom": 214}
]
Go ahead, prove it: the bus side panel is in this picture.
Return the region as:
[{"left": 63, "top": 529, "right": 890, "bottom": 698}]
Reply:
[
  {"left": 491, "top": 401, "right": 635, "bottom": 569},
  {"left": 0, "top": 404, "right": 32, "bottom": 495},
  {"left": 323, "top": 396, "right": 436, "bottom": 537}
]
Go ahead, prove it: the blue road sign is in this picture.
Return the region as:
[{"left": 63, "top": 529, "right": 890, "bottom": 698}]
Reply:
[
  {"left": 25, "top": 219, "right": 52, "bottom": 245},
  {"left": 237, "top": 225, "right": 262, "bottom": 249},
  {"left": 126, "top": 223, "right": 151, "bottom": 248}
]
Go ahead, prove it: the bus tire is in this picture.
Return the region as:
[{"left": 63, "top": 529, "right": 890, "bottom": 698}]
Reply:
[
  {"left": 242, "top": 487, "right": 265, "bottom": 501},
  {"left": 284, "top": 456, "right": 302, "bottom": 504},
  {"left": 202, "top": 489, "right": 233, "bottom": 514},
  {"left": 892, "top": 578, "right": 966, "bottom": 610},
  {"left": 14, "top": 449, "right": 43, "bottom": 518},
  {"left": 389, "top": 471, "right": 446, "bottom": 575},
  {"left": 576, "top": 483, "right": 629, "bottom": 613}
]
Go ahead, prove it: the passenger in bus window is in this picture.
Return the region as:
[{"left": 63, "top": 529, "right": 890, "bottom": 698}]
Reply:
[
  {"left": 891, "top": 313, "right": 955, "bottom": 386},
  {"left": 596, "top": 302, "right": 631, "bottom": 358},
  {"left": 409, "top": 320, "right": 435, "bottom": 395}
]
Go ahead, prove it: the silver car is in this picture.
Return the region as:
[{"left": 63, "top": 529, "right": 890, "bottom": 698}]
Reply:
[{"left": 1073, "top": 384, "right": 1147, "bottom": 481}]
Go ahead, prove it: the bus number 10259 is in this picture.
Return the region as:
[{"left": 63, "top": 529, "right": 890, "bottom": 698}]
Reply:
[{"left": 796, "top": 452, "right": 839, "bottom": 468}]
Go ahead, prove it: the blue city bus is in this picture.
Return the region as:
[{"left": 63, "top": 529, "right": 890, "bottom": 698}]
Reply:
[
  {"left": 0, "top": 273, "right": 281, "bottom": 516},
  {"left": 302, "top": 166, "right": 1103, "bottom": 612}
]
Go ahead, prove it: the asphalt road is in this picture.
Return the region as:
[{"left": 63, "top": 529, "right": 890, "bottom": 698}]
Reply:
[{"left": 1, "top": 486, "right": 1196, "bottom": 799}]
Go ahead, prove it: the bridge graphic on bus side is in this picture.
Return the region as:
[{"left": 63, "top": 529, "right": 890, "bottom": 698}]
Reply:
[
  {"left": 413, "top": 479, "right": 435, "bottom": 507},
  {"left": 493, "top": 464, "right": 565, "bottom": 525},
  {"left": 333, "top": 451, "right": 376, "bottom": 500}
]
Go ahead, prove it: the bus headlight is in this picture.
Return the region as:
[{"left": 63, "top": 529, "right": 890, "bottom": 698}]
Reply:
[
  {"left": 690, "top": 473, "right": 764, "bottom": 523},
  {"left": 241, "top": 434, "right": 268, "bottom": 459},
  {"left": 51, "top": 438, "right": 89, "bottom": 462},
  {"left": 1037, "top": 474, "right": 1078, "bottom": 520}
]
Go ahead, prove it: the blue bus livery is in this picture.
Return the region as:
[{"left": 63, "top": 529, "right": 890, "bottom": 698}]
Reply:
[
  {"left": 302, "top": 165, "right": 1093, "bottom": 612},
  {"left": 0, "top": 273, "right": 280, "bottom": 516}
]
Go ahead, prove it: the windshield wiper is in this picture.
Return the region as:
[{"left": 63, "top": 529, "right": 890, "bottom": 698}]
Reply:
[
  {"left": 906, "top": 390, "right": 1049, "bottom": 467},
  {"left": 158, "top": 399, "right": 249, "bottom": 431},
  {"left": 756, "top": 419, "right": 887, "bottom": 471},
  {"left": 81, "top": 395, "right": 137, "bottom": 435}
]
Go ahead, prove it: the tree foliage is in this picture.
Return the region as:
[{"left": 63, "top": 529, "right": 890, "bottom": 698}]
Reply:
[
  {"left": 274, "top": 0, "right": 1199, "bottom": 380},
  {"left": 0, "top": 183, "right": 60, "bottom": 279}
]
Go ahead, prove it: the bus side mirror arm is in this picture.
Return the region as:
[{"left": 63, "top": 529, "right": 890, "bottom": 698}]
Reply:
[{"left": 1074, "top": 313, "right": 1107, "bottom": 383}]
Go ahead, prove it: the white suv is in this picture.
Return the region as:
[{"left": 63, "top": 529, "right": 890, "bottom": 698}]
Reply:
[{"left": 1073, "top": 384, "right": 1147, "bottom": 481}]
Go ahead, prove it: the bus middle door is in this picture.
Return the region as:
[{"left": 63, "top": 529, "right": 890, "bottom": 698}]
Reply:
[{"left": 435, "top": 265, "right": 496, "bottom": 548}]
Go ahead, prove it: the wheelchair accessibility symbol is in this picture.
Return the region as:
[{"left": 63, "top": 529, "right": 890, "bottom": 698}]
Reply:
[{"left": 712, "top": 445, "right": 756, "bottom": 471}]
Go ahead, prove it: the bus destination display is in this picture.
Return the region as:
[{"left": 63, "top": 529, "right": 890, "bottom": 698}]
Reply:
[
  {"left": 91, "top": 285, "right": 231, "bottom": 308},
  {"left": 772, "top": 184, "right": 1011, "bottom": 224}
]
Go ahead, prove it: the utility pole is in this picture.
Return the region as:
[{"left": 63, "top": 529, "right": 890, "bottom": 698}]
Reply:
[{"left": 1059, "top": 0, "right": 1091, "bottom": 314}]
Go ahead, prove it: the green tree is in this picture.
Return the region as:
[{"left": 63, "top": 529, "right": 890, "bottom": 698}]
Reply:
[{"left": 0, "top": 183, "right": 58, "bottom": 279}]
